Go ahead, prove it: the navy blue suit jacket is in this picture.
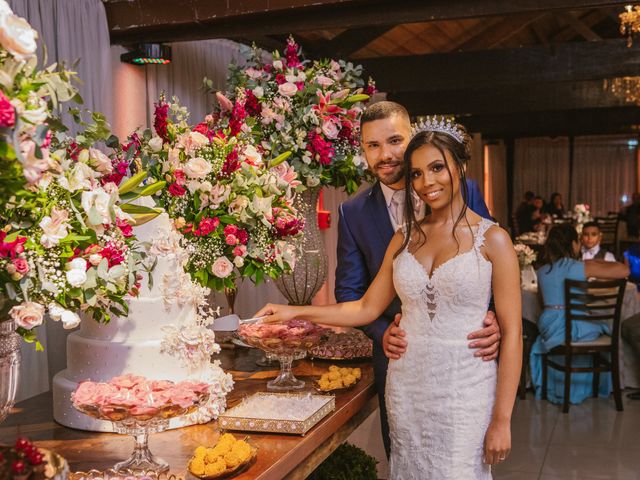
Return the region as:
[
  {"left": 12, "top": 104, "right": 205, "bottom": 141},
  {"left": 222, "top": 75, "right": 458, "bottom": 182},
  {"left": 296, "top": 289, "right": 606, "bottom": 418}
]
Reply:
[{"left": 335, "top": 178, "right": 491, "bottom": 344}]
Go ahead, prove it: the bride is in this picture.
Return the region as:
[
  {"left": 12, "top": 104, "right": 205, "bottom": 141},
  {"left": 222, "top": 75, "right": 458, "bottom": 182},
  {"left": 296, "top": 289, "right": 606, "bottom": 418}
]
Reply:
[{"left": 256, "top": 119, "right": 522, "bottom": 479}]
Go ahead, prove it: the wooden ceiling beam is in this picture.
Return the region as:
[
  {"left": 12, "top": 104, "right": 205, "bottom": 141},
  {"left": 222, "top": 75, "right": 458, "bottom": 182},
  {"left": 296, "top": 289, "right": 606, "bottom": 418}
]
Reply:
[
  {"left": 551, "top": 9, "right": 608, "bottom": 42},
  {"left": 313, "top": 26, "right": 394, "bottom": 58},
  {"left": 360, "top": 39, "right": 639, "bottom": 92},
  {"left": 104, "top": 0, "right": 633, "bottom": 44},
  {"left": 557, "top": 11, "right": 602, "bottom": 41},
  {"left": 460, "top": 106, "right": 640, "bottom": 137},
  {"left": 454, "top": 13, "right": 546, "bottom": 51},
  {"left": 389, "top": 80, "right": 628, "bottom": 116}
]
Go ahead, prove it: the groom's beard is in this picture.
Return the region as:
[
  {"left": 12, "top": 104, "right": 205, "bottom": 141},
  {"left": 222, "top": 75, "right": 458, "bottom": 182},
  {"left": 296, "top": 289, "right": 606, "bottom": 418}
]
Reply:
[{"left": 375, "top": 160, "right": 404, "bottom": 186}]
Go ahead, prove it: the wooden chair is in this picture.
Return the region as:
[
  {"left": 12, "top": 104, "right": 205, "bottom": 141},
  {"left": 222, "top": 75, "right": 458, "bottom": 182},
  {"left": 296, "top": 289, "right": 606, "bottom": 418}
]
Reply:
[
  {"left": 518, "top": 319, "right": 539, "bottom": 399},
  {"left": 596, "top": 216, "right": 620, "bottom": 257},
  {"left": 541, "top": 278, "right": 625, "bottom": 413}
]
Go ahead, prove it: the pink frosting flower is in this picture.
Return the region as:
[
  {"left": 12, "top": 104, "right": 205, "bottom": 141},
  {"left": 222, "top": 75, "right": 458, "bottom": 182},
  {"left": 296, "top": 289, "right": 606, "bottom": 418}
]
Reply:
[{"left": 0, "top": 90, "right": 15, "bottom": 127}]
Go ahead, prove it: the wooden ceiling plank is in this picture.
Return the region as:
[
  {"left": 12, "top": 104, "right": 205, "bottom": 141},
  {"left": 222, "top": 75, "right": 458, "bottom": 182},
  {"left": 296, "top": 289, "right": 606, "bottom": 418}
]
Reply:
[
  {"left": 105, "top": 0, "right": 633, "bottom": 44},
  {"left": 360, "top": 39, "right": 640, "bottom": 92},
  {"left": 557, "top": 11, "right": 602, "bottom": 41}
]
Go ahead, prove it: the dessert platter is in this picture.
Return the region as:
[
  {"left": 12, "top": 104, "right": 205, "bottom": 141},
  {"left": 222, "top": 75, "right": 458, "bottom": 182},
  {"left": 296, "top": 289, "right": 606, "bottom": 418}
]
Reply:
[
  {"left": 72, "top": 375, "right": 210, "bottom": 473},
  {"left": 0, "top": 439, "right": 69, "bottom": 480},
  {"left": 308, "top": 329, "right": 373, "bottom": 361},
  {"left": 187, "top": 433, "right": 257, "bottom": 479},
  {"left": 238, "top": 320, "right": 329, "bottom": 391},
  {"left": 315, "top": 365, "right": 362, "bottom": 392}
]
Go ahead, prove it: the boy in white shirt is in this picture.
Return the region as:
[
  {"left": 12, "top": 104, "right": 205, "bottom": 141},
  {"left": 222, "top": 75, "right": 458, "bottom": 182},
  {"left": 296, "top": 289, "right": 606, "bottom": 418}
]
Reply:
[{"left": 581, "top": 221, "right": 616, "bottom": 262}]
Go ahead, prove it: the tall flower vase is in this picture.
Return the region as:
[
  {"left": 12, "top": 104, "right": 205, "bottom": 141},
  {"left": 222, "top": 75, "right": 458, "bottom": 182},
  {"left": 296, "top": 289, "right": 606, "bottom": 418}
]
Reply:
[
  {"left": 275, "top": 187, "right": 328, "bottom": 305},
  {"left": 0, "top": 319, "right": 21, "bottom": 424}
]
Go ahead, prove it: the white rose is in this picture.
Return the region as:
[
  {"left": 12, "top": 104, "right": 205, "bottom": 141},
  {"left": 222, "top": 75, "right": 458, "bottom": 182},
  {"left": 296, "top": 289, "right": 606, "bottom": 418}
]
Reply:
[
  {"left": 81, "top": 189, "right": 114, "bottom": 226},
  {"left": 9, "top": 301, "right": 44, "bottom": 329},
  {"left": 233, "top": 256, "right": 245, "bottom": 268},
  {"left": 69, "top": 257, "right": 88, "bottom": 271},
  {"left": 88, "top": 148, "right": 113, "bottom": 174},
  {"left": 20, "top": 100, "right": 47, "bottom": 124},
  {"left": 47, "top": 303, "right": 65, "bottom": 322},
  {"left": 0, "top": 12, "right": 37, "bottom": 61},
  {"left": 211, "top": 256, "right": 234, "bottom": 278},
  {"left": 183, "top": 156, "right": 212, "bottom": 179},
  {"left": 66, "top": 268, "right": 87, "bottom": 287},
  {"left": 148, "top": 136, "right": 164, "bottom": 152},
  {"left": 199, "top": 180, "right": 213, "bottom": 192},
  {"left": 253, "top": 86, "right": 264, "bottom": 98},
  {"left": 278, "top": 82, "right": 298, "bottom": 97},
  {"left": 39, "top": 208, "right": 70, "bottom": 248},
  {"left": 189, "top": 131, "right": 209, "bottom": 148},
  {"left": 273, "top": 60, "right": 283, "bottom": 70},
  {"left": 242, "top": 145, "right": 263, "bottom": 166},
  {"left": 60, "top": 309, "right": 81, "bottom": 329},
  {"left": 89, "top": 253, "right": 102, "bottom": 266},
  {"left": 0, "top": 1, "right": 13, "bottom": 16}
]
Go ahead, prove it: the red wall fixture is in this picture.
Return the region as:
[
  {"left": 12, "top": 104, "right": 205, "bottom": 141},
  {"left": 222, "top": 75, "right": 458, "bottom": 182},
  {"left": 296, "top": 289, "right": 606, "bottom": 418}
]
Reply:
[{"left": 317, "top": 189, "right": 331, "bottom": 230}]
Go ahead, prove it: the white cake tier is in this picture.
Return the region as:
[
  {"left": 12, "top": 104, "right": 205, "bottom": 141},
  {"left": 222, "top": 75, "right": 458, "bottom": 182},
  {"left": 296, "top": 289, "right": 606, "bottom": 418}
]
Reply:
[
  {"left": 64, "top": 330, "right": 203, "bottom": 383},
  {"left": 80, "top": 296, "right": 196, "bottom": 342}
]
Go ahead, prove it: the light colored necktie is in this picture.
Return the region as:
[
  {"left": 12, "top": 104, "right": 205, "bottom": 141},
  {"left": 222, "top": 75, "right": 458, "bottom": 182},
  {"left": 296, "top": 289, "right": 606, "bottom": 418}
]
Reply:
[{"left": 391, "top": 190, "right": 405, "bottom": 228}]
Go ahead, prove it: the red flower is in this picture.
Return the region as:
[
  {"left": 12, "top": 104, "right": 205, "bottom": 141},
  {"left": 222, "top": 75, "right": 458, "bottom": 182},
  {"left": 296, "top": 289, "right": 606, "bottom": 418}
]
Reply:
[
  {"left": 101, "top": 160, "right": 129, "bottom": 186},
  {"left": 306, "top": 131, "right": 335, "bottom": 165},
  {"left": 193, "top": 217, "right": 219, "bottom": 236},
  {"left": 0, "top": 231, "right": 26, "bottom": 258},
  {"left": 67, "top": 141, "right": 81, "bottom": 161},
  {"left": 116, "top": 217, "right": 133, "bottom": 238},
  {"left": 154, "top": 100, "right": 169, "bottom": 142},
  {"left": 168, "top": 183, "right": 186, "bottom": 197},
  {"left": 220, "top": 149, "right": 241, "bottom": 177},
  {"left": 173, "top": 169, "right": 186, "bottom": 186},
  {"left": 99, "top": 243, "right": 125, "bottom": 268},
  {"left": 244, "top": 89, "right": 261, "bottom": 116},
  {"left": 285, "top": 37, "right": 302, "bottom": 68},
  {"left": 0, "top": 90, "right": 14, "bottom": 128},
  {"left": 223, "top": 224, "right": 238, "bottom": 236},
  {"left": 275, "top": 73, "right": 286, "bottom": 85},
  {"left": 237, "top": 229, "right": 248, "bottom": 245}
]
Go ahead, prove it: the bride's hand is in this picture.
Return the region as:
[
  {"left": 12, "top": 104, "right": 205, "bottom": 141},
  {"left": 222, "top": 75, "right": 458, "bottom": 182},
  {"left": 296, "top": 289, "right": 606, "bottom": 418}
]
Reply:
[
  {"left": 483, "top": 420, "right": 511, "bottom": 465},
  {"left": 254, "top": 303, "right": 299, "bottom": 324}
]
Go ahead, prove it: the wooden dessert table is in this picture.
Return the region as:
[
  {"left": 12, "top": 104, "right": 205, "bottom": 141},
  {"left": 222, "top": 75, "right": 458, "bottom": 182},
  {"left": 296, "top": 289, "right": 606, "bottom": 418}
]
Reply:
[{"left": 0, "top": 348, "right": 376, "bottom": 479}]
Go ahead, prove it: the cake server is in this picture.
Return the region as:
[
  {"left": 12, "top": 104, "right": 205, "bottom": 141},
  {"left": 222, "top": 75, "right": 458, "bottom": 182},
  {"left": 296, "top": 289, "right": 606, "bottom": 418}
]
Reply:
[{"left": 212, "top": 314, "right": 266, "bottom": 331}]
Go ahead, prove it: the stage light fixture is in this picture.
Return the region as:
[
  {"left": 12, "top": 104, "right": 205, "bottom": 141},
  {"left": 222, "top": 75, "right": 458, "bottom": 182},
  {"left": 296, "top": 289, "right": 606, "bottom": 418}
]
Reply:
[{"left": 120, "top": 43, "right": 171, "bottom": 65}]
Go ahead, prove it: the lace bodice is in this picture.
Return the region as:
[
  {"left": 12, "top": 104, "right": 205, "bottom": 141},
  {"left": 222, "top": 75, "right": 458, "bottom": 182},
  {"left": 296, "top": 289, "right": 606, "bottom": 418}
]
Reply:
[
  {"left": 392, "top": 218, "right": 494, "bottom": 339},
  {"left": 386, "top": 217, "right": 497, "bottom": 479}
]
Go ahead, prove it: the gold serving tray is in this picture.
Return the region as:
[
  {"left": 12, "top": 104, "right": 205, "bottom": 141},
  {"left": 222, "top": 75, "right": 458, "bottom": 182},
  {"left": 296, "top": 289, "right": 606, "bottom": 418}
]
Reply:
[{"left": 218, "top": 393, "right": 335, "bottom": 436}]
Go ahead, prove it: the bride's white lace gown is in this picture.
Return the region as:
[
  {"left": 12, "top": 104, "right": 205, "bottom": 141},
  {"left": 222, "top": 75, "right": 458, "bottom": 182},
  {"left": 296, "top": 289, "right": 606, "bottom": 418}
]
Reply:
[{"left": 387, "top": 218, "right": 497, "bottom": 479}]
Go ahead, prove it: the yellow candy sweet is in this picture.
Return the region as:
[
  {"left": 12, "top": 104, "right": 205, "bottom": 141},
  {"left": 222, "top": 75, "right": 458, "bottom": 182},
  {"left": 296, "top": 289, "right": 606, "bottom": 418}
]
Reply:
[
  {"left": 224, "top": 451, "right": 243, "bottom": 469},
  {"left": 204, "top": 458, "right": 227, "bottom": 476},
  {"left": 189, "top": 457, "right": 206, "bottom": 476},
  {"left": 353, "top": 368, "right": 362, "bottom": 380},
  {"left": 343, "top": 374, "right": 356, "bottom": 387}
]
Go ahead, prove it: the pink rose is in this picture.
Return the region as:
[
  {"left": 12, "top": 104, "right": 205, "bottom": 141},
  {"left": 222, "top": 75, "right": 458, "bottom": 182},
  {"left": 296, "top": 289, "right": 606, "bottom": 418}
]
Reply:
[
  {"left": 223, "top": 224, "right": 238, "bottom": 236},
  {"left": 0, "top": 90, "right": 15, "bottom": 127},
  {"left": 233, "top": 245, "right": 247, "bottom": 257},
  {"left": 225, "top": 234, "right": 238, "bottom": 246},
  {"left": 321, "top": 117, "right": 340, "bottom": 139},
  {"left": 9, "top": 301, "right": 44, "bottom": 329},
  {"left": 278, "top": 82, "right": 298, "bottom": 97},
  {"left": 211, "top": 256, "right": 233, "bottom": 278},
  {"left": 11, "top": 258, "right": 28, "bottom": 275}
]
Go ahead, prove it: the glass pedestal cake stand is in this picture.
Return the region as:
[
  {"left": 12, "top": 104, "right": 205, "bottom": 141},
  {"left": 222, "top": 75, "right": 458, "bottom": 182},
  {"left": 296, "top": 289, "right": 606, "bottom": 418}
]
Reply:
[{"left": 111, "top": 416, "right": 170, "bottom": 473}]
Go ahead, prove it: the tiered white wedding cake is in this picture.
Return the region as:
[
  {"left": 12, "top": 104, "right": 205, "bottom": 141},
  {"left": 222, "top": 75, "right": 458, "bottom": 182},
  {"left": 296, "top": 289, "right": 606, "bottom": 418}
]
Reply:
[{"left": 52, "top": 213, "right": 233, "bottom": 432}]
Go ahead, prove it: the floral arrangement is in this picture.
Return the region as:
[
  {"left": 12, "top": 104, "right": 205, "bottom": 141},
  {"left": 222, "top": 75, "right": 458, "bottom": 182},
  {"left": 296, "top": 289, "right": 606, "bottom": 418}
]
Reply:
[
  {"left": 214, "top": 36, "right": 374, "bottom": 194},
  {"left": 0, "top": 2, "right": 157, "bottom": 345},
  {"left": 119, "top": 96, "right": 305, "bottom": 291},
  {"left": 573, "top": 203, "right": 592, "bottom": 225},
  {"left": 514, "top": 243, "right": 537, "bottom": 269}
]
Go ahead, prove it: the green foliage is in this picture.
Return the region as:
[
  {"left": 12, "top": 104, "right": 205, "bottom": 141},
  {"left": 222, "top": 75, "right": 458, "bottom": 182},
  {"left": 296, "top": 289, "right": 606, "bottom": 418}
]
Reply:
[{"left": 308, "top": 443, "right": 378, "bottom": 480}]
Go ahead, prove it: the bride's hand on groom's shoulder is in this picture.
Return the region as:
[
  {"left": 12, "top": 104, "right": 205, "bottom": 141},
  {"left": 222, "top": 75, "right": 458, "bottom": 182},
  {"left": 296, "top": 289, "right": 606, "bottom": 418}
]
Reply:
[
  {"left": 254, "top": 303, "right": 297, "bottom": 324},
  {"left": 383, "top": 314, "right": 407, "bottom": 360}
]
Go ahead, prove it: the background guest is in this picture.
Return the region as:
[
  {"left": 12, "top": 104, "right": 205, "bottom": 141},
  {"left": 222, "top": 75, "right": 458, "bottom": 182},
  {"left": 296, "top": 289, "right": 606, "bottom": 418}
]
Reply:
[
  {"left": 625, "top": 193, "right": 640, "bottom": 238},
  {"left": 544, "top": 192, "right": 566, "bottom": 218},
  {"left": 531, "top": 195, "right": 548, "bottom": 232},
  {"left": 530, "top": 224, "right": 629, "bottom": 405},
  {"left": 514, "top": 191, "right": 536, "bottom": 234},
  {"left": 580, "top": 221, "right": 616, "bottom": 262}
]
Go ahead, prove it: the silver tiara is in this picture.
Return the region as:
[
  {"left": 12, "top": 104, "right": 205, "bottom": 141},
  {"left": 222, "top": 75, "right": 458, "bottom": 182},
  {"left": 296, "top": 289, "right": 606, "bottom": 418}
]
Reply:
[{"left": 411, "top": 116, "right": 465, "bottom": 144}]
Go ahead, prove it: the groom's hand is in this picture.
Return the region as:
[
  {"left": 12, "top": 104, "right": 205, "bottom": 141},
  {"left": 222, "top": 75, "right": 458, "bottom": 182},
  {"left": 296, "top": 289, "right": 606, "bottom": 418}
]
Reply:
[
  {"left": 383, "top": 314, "right": 406, "bottom": 360},
  {"left": 468, "top": 311, "right": 501, "bottom": 361}
]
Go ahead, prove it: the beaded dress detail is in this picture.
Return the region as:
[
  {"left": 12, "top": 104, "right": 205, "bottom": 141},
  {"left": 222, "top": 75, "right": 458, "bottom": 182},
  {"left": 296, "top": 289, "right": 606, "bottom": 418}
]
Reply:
[{"left": 386, "top": 218, "right": 497, "bottom": 479}]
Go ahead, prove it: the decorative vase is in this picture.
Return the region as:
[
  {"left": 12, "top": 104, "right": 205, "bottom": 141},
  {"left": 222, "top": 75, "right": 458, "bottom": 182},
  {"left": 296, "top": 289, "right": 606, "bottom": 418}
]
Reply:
[
  {"left": 0, "top": 319, "right": 21, "bottom": 424},
  {"left": 274, "top": 187, "right": 328, "bottom": 305}
]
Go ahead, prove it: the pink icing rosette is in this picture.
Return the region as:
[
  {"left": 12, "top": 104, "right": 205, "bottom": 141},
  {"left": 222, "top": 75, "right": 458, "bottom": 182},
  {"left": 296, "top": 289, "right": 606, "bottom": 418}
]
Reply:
[{"left": 239, "top": 319, "right": 329, "bottom": 354}]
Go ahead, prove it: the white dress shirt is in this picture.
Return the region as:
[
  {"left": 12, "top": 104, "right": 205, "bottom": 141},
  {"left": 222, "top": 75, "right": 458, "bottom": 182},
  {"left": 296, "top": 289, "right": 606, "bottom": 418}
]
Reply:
[
  {"left": 380, "top": 183, "right": 426, "bottom": 231},
  {"left": 581, "top": 245, "right": 616, "bottom": 262}
]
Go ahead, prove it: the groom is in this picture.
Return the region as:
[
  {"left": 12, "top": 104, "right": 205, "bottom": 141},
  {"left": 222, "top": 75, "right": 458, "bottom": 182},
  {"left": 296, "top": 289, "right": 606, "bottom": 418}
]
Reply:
[{"left": 335, "top": 101, "right": 500, "bottom": 457}]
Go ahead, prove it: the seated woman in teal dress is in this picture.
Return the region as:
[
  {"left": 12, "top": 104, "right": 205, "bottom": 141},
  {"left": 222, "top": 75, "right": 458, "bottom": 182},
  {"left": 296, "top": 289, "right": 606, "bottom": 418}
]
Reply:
[{"left": 530, "top": 224, "right": 629, "bottom": 405}]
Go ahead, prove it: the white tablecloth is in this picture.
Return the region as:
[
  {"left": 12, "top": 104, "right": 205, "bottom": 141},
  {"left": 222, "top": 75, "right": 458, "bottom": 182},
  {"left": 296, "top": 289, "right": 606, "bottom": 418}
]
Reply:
[{"left": 521, "top": 282, "right": 640, "bottom": 388}]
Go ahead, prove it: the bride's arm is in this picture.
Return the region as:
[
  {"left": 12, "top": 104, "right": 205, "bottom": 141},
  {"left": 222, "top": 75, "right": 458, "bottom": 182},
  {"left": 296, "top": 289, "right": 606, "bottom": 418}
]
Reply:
[
  {"left": 255, "top": 232, "right": 404, "bottom": 327},
  {"left": 482, "top": 225, "right": 523, "bottom": 465}
]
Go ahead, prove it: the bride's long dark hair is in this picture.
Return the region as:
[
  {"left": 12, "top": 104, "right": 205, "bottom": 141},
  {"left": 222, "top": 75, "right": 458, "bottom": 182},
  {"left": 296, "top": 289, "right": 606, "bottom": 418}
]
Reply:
[{"left": 394, "top": 126, "right": 472, "bottom": 258}]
